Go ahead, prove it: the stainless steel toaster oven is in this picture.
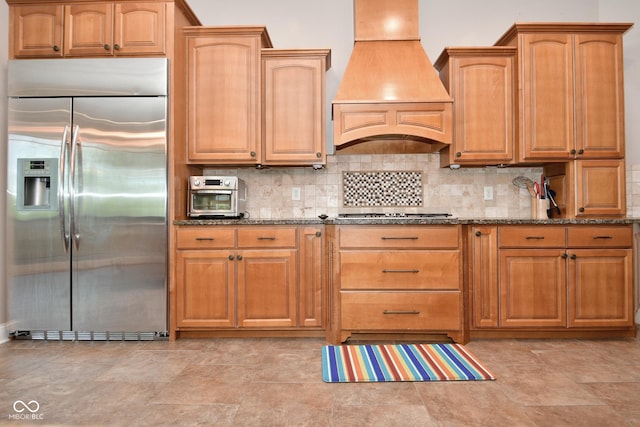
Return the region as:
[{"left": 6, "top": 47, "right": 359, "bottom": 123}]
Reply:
[{"left": 188, "top": 176, "right": 246, "bottom": 218}]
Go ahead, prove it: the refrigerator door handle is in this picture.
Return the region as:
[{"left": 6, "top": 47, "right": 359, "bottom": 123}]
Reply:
[
  {"left": 59, "top": 125, "right": 71, "bottom": 253},
  {"left": 69, "top": 124, "right": 80, "bottom": 250}
]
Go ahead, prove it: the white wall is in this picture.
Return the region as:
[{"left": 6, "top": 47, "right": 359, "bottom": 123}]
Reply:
[{"left": 1, "top": 0, "right": 8, "bottom": 342}]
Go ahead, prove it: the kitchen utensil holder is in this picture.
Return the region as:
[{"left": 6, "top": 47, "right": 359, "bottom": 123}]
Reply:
[{"left": 532, "top": 197, "right": 549, "bottom": 219}]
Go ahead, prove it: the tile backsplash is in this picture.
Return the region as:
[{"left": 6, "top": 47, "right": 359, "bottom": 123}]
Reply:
[
  {"left": 342, "top": 171, "right": 423, "bottom": 207},
  {"left": 203, "top": 153, "right": 640, "bottom": 219}
]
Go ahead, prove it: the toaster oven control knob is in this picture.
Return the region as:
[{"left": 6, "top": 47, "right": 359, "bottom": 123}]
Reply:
[
  {"left": 194, "top": 179, "right": 201, "bottom": 186},
  {"left": 224, "top": 179, "right": 231, "bottom": 187}
]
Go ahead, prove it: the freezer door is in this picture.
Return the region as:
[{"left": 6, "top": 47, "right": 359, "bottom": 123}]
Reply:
[
  {"left": 7, "top": 98, "right": 72, "bottom": 332},
  {"left": 70, "top": 97, "right": 167, "bottom": 332}
]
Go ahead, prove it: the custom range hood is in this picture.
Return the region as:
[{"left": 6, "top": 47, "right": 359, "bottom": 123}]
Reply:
[{"left": 333, "top": 0, "right": 452, "bottom": 154}]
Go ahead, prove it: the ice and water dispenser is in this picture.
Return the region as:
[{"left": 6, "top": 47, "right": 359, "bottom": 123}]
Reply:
[{"left": 17, "top": 158, "right": 59, "bottom": 210}]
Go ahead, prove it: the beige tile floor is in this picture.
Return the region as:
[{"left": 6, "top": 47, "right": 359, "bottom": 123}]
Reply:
[{"left": 1, "top": 335, "right": 639, "bottom": 426}]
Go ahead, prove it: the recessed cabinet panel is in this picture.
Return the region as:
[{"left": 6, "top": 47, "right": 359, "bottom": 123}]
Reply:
[
  {"left": 184, "top": 27, "right": 269, "bottom": 164},
  {"left": 114, "top": 2, "right": 166, "bottom": 55},
  {"left": 263, "top": 51, "right": 330, "bottom": 165},
  {"left": 176, "top": 251, "right": 235, "bottom": 328},
  {"left": 11, "top": 4, "right": 64, "bottom": 58},
  {"left": 500, "top": 249, "right": 567, "bottom": 327},
  {"left": 574, "top": 33, "right": 625, "bottom": 158},
  {"left": 64, "top": 3, "right": 114, "bottom": 56},
  {"left": 568, "top": 249, "right": 633, "bottom": 327},
  {"left": 435, "top": 47, "right": 515, "bottom": 166}
]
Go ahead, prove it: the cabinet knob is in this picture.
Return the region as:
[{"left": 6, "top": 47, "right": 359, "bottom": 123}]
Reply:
[
  {"left": 475, "top": 231, "right": 481, "bottom": 237},
  {"left": 250, "top": 151, "right": 256, "bottom": 157},
  {"left": 52, "top": 45, "right": 60, "bottom": 52},
  {"left": 103, "top": 44, "right": 111, "bottom": 51},
  {"left": 237, "top": 255, "right": 243, "bottom": 261},
  {"left": 316, "top": 152, "right": 322, "bottom": 158},
  {"left": 456, "top": 152, "right": 462, "bottom": 158},
  {"left": 228, "top": 255, "right": 234, "bottom": 261},
  {"left": 579, "top": 207, "right": 585, "bottom": 213},
  {"left": 570, "top": 254, "right": 577, "bottom": 260},
  {"left": 315, "top": 231, "right": 321, "bottom": 237},
  {"left": 114, "top": 43, "right": 120, "bottom": 51},
  {"left": 570, "top": 149, "right": 577, "bottom": 155},
  {"left": 561, "top": 253, "right": 568, "bottom": 259},
  {"left": 578, "top": 149, "right": 584, "bottom": 155}
]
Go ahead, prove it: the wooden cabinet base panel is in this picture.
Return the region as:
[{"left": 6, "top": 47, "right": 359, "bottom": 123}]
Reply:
[
  {"left": 175, "top": 329, "right": 326, "bottom": 340},
  {"left": 469, "top": 328, "right": 636, "bottom": 340},
  {"left": 335, "top": 330, "right": 468, "bottom": 345}
]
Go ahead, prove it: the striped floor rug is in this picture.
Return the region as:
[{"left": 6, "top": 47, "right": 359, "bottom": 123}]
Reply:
[{"left": 322, "top": 343, "right": 496, "bottom": 382}]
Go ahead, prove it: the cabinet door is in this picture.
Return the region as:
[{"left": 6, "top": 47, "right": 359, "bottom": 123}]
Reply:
[
  {"left": 520, "top": 33, "right": 574, "bottom": 161},
  {"left": 499, "top": 249, "right": 567, "bottom": 327},
  {"left": 64, "top": 3, "right": 114, "bottom": 57},
  {"left": 263, "top": 54, "right": 327, "bottom": 165},
  {"left": 113, "top": 2, "right": 166, "bottom": 55},
  {"left": 470, "top": 226, "right": 499, "bottom": 328},
  {"left": 448, "top": 53, "right": 514, "bottom": 165},
  {"left": 11, "top": 4, "right": 64, "bottom": 58},
  {"left": 574, "top": 33, "right": 625, "bottom": 159},
  {"left": 176, "top": 251, "right": 235, "bottom": 328},
  {"left": 568, "top": 249, "right": 633, "bottom": 327},
  {"left": 299, "top": 227, "right": 324, "bottom": 327},
  {"left": 186, "top": 35, "right": 261, "bottom": 164},
  {"left": 574, "top": 159, "right": 625, "bottom": 217},
  {"left": 237, "top": 250, "right": 297, "bottom": 327}
]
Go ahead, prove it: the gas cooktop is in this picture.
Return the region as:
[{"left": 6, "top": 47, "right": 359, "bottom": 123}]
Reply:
[{"left": 336, "top": 212, "right": 453, "bottom": 219}]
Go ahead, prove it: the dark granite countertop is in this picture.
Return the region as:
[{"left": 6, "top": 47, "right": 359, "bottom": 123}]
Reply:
[{"left": 174, "top": 217, "right": 640, "bottom": 226}]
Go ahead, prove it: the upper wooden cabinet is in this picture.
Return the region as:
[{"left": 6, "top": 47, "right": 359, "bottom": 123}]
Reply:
[
  {"left": 10, "top": 4, "right": 64, "bottom": 57},
  {"left": 544, "top": 159, "right": 626, "bottom": 218},
  {"left": 184, "top": 27, "right": 331, "bottom": 166},
  {"left": 435, "top": 47, "right": 516, "bottom": 167},
  {"left": 184, "top": 26, "right": 272, "bottom": 165},
  {"left": 496, "top": 23, "right": 632, "bottom": 162},
  {"left": 262, "top": 49, "right": 331, "bottom": 166},
  {"left": 9, "top": 1, "right": 169, "bottom": 58}
]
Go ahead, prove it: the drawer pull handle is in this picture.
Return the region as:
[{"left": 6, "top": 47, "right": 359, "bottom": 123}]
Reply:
[
  {"left": 593, "top": 235, "right": 613, "bottom": 240},
  {"left": 257, "top": 237, "right": 276, "bottom": 240},
  {"left": 382, "top": 269, "right": 419, "bottom": 273},
  {"left": 525, "top": 236, "right": 545, "bottom": 240},
  {"left": 195, "top": 237, "right": 214, "bottom": 241},
  {"left": 381, "top": 237, "right": 419, "bottom": 240},
  {"left": 383, "top": 310, "right": 420, "bottom": 315}
]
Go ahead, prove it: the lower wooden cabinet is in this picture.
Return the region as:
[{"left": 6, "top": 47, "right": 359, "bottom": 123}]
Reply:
[
  {"left": 469, "top": 224, "right": 635, "bottom": 337},
  {"left": 328, "top": 225, "right": 466, "bottom": 344},
  {"left": 173, "top": 225, "right": 324, "bottom": 336}
]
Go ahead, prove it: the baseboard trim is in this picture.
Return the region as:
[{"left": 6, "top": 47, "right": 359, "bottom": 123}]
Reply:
[{"left": 0, "top": 323, "right": 9, "bottom": 344}]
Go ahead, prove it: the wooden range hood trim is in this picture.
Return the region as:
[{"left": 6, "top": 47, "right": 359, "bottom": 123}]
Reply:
[{"left": 333, "top": 101, "right": 452, "bottom": 149}]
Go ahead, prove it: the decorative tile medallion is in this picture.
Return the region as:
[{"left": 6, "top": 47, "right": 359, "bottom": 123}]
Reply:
[{"left": 343, "top": 171, "right": 423, "bottom": 207}]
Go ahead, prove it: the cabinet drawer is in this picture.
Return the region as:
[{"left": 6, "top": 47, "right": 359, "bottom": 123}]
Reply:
[
  {"left": 567, "top": 226, "right": 632, "bottom": 248},
  {"left": 340, "top": 251, "right": 460, "bottom": 290},
  {"left": 339, "top": 226, "right": 459, "bottom": 249},
  {"left": 176, "top": 227, "right": 236, "bottom": 249},
  {"left": 341, "top": 291, "right": 461, "bottom": 330},
  {"left": 499, "top": 226, "right": 565, "bottom": 248},
  {"left": 237, "top": 227, "right": 297, "bottom": 248}
]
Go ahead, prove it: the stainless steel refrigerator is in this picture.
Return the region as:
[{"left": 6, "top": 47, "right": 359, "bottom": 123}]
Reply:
[{"left": 6, "top": 58, "right": 168, "bottom": 340}]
